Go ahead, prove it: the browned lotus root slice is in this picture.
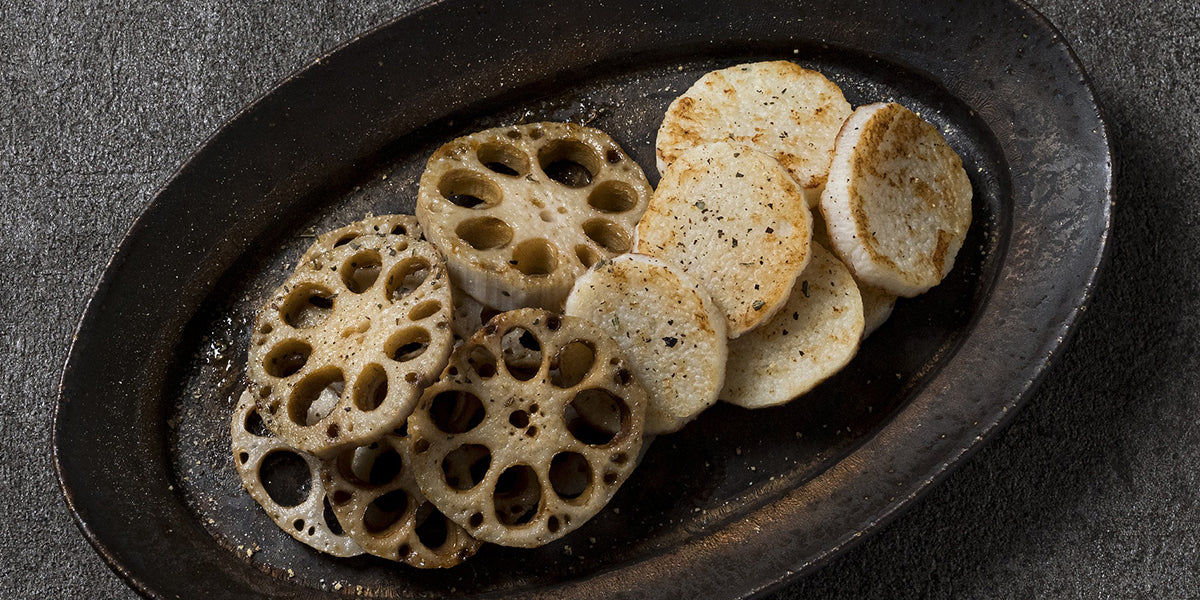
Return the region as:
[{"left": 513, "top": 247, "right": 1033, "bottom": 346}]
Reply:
[
  {"left": 322, "top": 433, "right": 481, "bottom": 568},
  {"left": 408, "top": 309, "right": 647, "bottom": 548},
  {"left": 230, "top": 390, "right": 363, "bottom": 557},
  {"left": 298, "top": 214, "right": 421, "bottom": 266},
  {"left": 248, "top": 216, "right": 454, "bottom": 458},
  {"left": 416, "top": 122, "right": 652, "bottom": 311}
]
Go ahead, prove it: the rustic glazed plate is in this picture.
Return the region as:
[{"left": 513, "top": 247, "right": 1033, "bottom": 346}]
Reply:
[{"left": 54, "top": 0, "right": 1111, "bottom": 597}]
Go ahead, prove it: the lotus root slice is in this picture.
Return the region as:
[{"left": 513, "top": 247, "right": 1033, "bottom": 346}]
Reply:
[
  {"left": 416, "top": 122, "right": 651, "bottom": 311},
  {"left": 322, "top": 432, "right": 481, "bottom": 568},
  {"left": 248, "top": 214, "right": 454, "bottom": 457},
  {"left": 230, "top": 390, "right": 363, "bottom": 557},
  {"left": 408, "top": 308, "right": 648, "bottom": 548}
]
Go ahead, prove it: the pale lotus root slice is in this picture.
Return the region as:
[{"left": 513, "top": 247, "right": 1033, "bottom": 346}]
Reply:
[
  {"left": 565, "top": 254, "right": 727, "bottom": 434},
  {"left": 322, "top": 433, "right": 481, "bottom": 568},
  {"left": 230, "top": 390, "right": 364, "bottom": 558},
  {"left": 408, "top": 308, "right": 648, "bottom": 548},
  {"left": 298, "top": 214, "right": 421, "bottom": 266},
  {"left": 635, "top": 141, "right": 813, "bottom": 338},
  {"left": 820, "top": 102, "right": 973, "bottom": 297},
  {"left": 416, "top": 122, "right": 652, "bottom": 311},
  {"left": 721, "top": 242, "right": 864, "bottom": 409},
  {"left": 248, "top": 219, "right": 454, "bottom": 458},
  {"left": 656, "top": 61, "right": 852, "bottom": 202}
]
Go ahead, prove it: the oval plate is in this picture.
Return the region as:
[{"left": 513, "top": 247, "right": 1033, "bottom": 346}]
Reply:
[{"left": 54, "top": 0, "right": 1111, "bottom": 598}]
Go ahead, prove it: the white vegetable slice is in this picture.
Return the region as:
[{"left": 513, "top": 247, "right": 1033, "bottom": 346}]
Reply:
[
  {"left": 565, "top": 254, "right": 727, "bottom": 434},
  {"left": 812, "top": 206, "right": 896, "bottom": 339},
  {"left": 656, "top": 60, "right": 851, "bottom": 203},
  {"left": 407, "top": 309, "right": 647, "bottom": 548},
  {"left": 248, "top": 215, "right": 455, "bottom": 458},
  {"left": 859, "top": 282, "right": 897, "bottom": 339},
  {"left": 635, "top": 141, "right": 813, "bottom": 338},
  {"left": 230, "top": 390, "right": 363, "bottom": 558},
  {"left": 820, "top": 102, "right": 973, "bottom": 297},
  {"left": 322, "top": 433, "right": 481, "bottom": 568},
  {"left": 721, "top": 242, "right": 864, "bottom": 408},
  {"left": 417, "top": 122, "right": 652, "bottom": 311}
]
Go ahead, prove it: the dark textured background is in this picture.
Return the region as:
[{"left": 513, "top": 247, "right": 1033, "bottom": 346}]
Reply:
[{"left": 3, "top": 0, "right": 1197, "bottom": 597}]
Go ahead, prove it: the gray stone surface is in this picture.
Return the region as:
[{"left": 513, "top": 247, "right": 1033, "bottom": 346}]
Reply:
[{"left": 3, "top": 0, "right": 1197, "bottom": 597}]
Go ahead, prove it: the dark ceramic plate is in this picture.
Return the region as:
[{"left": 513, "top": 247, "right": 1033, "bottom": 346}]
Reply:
[{"left": 54, "top": 0, "right": 1111, "bottom": 598}]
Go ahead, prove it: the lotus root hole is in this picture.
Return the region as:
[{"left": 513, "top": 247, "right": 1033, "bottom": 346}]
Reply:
[
  {"left": 386, "top": 257, "right": 431, "bottom": 302},
  {"left": 481, "top": 306, "right": 501, "bottom": 324},
  {"left": 280, "top": 285, "right": 335, "bottom": 329},
  {"left": 322, "top": 496, "right": 346, "bottom": 535},
  {"left": 611, "top": 452, "right": 628, "bottom": 465},
  {"left": 386, "top": 327, "right": 431, "bottom": 362},
  {"left": 333, "top": 233, "right": 357, "bottom": 247},
  {"left": 587, "top": 180, "right": 637, "bottom": 213},
  {"left": 501, "top": 327, "right": 542, "bottom": 381},
  {"left": 549, "top": 451, "right": 592, "bottom": 501},
  {"left": 509, "top": 410, "right": 530, "bottom": 428},
  {"left": 564, "top": 389, "right": 629, "bottom": 446},
  {"left": 409, "top": 300, "right": 442, "bottom": 321},
  {"left": 429, "top": 389, "right": 486, "bottom": 434},
  {"left": 548, "top": 515, "right": 561, "bottom": 533},
  {"left": 338, "top": 444, "right": 404, "bottom": 486},
  {"left": 341, "top": 250, "right": 382, "bottom": 294},
  {"left": 511, "top": 238, "right": 559, "bottom": 277},
  {"left": 539, "top": 209, "right": 556, "bottom": 223},
  {"left": 438, "top": 169, "right": 502, "bottom": 209},
  {"left": 413, "top": 438, "right": 430, "bottom": 454},
  {"left": 538, "top": 139, "right": 601, "bottom": 188},
  {"left": 466, "top": 345, "right": 498, "bottom": 379},
  {"left": 603, "top": 471, "right": 619, "bottom": 485},
  {"left": 525, "top": 426, "right": 538, "bottom": 437},
  {"left": 575, "top": 244, "right": 600, "bottom": 268},
  {"left": 259, "top": 323, "right": 273, "bottom": 335},
  {"left": 259, "top": 450, "right": 312, "bottom": 508},
  {"left": 550, "top": 340, "right": 595, "bottom": 388},
  {"left": 456, "top": 217, "right": 513, "bottom": 250},
  {"left": 468, "top": 512, "right": 484, "bottom": 528},
  {"left": 363, "top": 489, "right": 409, "bottom": 534},
  {"left": 493, "top": 464, "right": 541, "bottom": 527},
  {"left": 327, "top": 423, "right": 340, "bottom": 438},
  {"left": 615, "top": 368, "right": 633, "bottom": 386},
  {"left": 583, "top": 219, "right": 631, "bottom": 253},
  {"left": 442, "top": 444, "right": 491, "bottom": 491},
  {"left": 414, "top": 503, "right": 451, "bottom": 549},
  {"left": 353, "top": 364, "right": 389, "bottom": 412},
  {"left": 244, "top": 409, "right": 270, "bottom": 437},
  {"left": 605, "top": 148, "right": 622, "bottom": 163},
  {"left": 238, "top": 451, "right": 249, "bottom": 464},
  {"left": 293, "top": 519, "right": 304, "bottom": 532},
  {"left": 288, "top": 368, "right": 345, "bottom": 427},
  {"left": 477, "top": 141, "right": 530, "bottom": 177},
  {"left": 332, "top": 490, "right": 352, "bottom": 505}
]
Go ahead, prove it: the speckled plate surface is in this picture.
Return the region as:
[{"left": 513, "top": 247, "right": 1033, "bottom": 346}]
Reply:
[{"left": 54, "top": 0, "right": 1111, "bottom": 598}]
